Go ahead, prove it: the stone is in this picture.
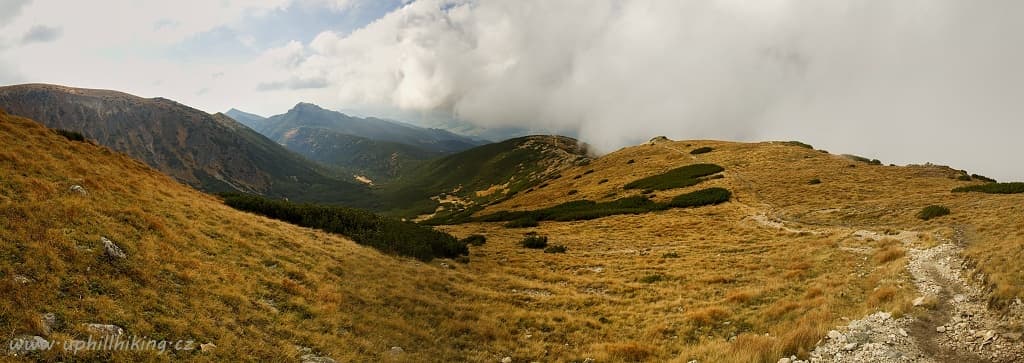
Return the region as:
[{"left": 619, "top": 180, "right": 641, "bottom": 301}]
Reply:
[
  {"left": 979, "top": 330, "right": 996, "bottom": 343},
  {"left": 583, "top": 359, "right": 595, "bottom": 363},
  {"left": 300, "top": 354, "right": 336, "bottom": 363},
  {"left": 7, "top": 335, "right": 50, "bottom": 355},
  {"left": 648, "top": 136, "right": 671, "bottom": 144},
  {"left": 69, "top": 185, "right": 88, "bottom": 195},
  {"left": 82, "top": 323, "right": 124, "bottom": 336},
  {"left": 898, "top": 328, "right": 908, "bottom": 337},
  {"left": 101, "top": 237, "right": 127, "bottom": 259},
  {"left": 501, "top": 357, "right": 513, "bottom": 363},
  {"left": 885, "top": 350, "right": 903, "bottom": 359},
  {"left": 912, "top": 296, "right": 927, "bottom": 306},
  {"left": 39, "top": 313, "right": 56, "bottom": 335},
  {"left": 777, "top": 358, "right": 791, "bottom": 363},
  {"left": 13, "top": 275, "right": 31, "bottom": 284},
  {"left": 200, "top": 343, "right": 216, "bottom": 352},
  {"left": 827, "top": 330, "right": 845, "bottom": 341},
  {"left": 842, "top": 342, "right": 858, "bottom": 351},
  {"left": 936, "top": 326, "right": 946, "bottom": 333},
  {"left": 388, "top": 346, "right": 404, "bottom": 355},
  {"left": 1002, "top": 332, "right": 1022, "bottom": 341},
  {"left": 439, "top": 263, "right": 450, "bottom": 269}
]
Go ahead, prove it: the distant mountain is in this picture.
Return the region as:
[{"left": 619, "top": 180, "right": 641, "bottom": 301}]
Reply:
[
  {"left": 254, "top": 102, "right": 486, "bottom": 154},
  {"left": 381, "top": 135, "right": 592, "bottom": 219},
  {"left": 275, "top": 126, "right": 444, "bottom": 182},
  {"left": 224, "top": 108, "right": 266, "bottom": 130},
  {"left": 0, "top": 84, "right": 372, "bottom": 206}
]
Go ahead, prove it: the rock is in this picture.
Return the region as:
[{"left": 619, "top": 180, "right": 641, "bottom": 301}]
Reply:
[
  {"left": 842, "top": 342, "right": 858, "bottom": 351},
  {"left": 885, "top": 350, "right": 903, "bottom": 359},
  {"left": 200, "top": 343, "right": 216, "bottom": 352},
  {"left": 101, "top": 237, "right": 127, "bottom": 259},
  {"left": 898, "top": 328, "right": 908, "bottom": 337},
  {"left": 13, "top": 274, "right": 31, "bottom": 284},
  {"left": 778, "top": 358, "right": 791, "bottom": 363},
  {"left": 648, "top": 136, "right": 671, "bottom": 144},
  {"left": 501, "top": 357, "right": 513, "bottom": 363},
  {"left": 1002, "top": 332, "right": 1022, "bottom": 341},
  {"left": 936, "top": 326, "right": 947, "bottom": 333},
  {"left": 82, "top": 323, "right": 124, "bottom": 336},
  {"left": 583, "top": 359, "right": 595, "bottom": 363},
  {"left": 439, "top": 263, "right": 450, "bottom": 269},
  {"left": 39, "top": 313, "right": 56, "bottom": 335},
  {"left": 979, "top": 330, "right": 996, "bottom": 343},
  {"left": 300, "top": 354, "right": 336, "bottom": 363},
  {"left": 912, "top": 296, "right": 927, "bottom": 306},
  {"left": 827, "top": 330, "right": 845, "bottom": 341},
  {"left": 388, "top": 346, "right": 404, "bottom": 355},
  {"left": 69, "top": 185, "right": 88, "bottom": 195},
  {"left": 7, "top": 335, "right": 50, "bottom": 355}
]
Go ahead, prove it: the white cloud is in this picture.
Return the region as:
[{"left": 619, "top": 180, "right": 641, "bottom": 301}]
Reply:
[
  {"left": 0, "top": 0, "right": 1021, "bottom": 180},
  {"left": 0, "top": 0, "right": 32, "bottom": 27},
  {"left": 278, "top": 0, "right": 1024, "bottom": 180}
]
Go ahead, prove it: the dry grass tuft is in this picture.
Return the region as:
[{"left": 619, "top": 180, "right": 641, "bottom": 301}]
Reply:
[{"left": 873, "top": 245, "right": 906, "bottom": 264}]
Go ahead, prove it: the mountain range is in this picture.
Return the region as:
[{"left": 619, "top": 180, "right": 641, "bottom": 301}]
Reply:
[
  {"left": 0, "top": 84, "right": 581, "bottom": 216},
  {"left": 0, "top": 84, "right": 373, "bottom": 206},
  {"left": 225, "top": 103, "right": 488, "bottom": 182}
]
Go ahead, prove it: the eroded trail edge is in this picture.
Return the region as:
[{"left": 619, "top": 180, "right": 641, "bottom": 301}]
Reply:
[{"left": 794, "top": 227, "right": 1024, "bottom": 362}]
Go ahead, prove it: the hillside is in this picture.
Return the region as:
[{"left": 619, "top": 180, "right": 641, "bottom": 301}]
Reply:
[
  {"left": 271, "top": 126, "right": 443, "bottom": 183},
  {"left": 253, "top": 102, "right": 485, "bottom": 154},
  {"left": 3, "top": 108, "right": 1022, "bottom": 362},
  {"left": 0, "top": 84, "right": 371, "bottom": 206},
  {"left": 223, "top": 108, "right": 266, "bottom": 130},
  {"left": 381, "top": 135, "right": 592, "bottom": 219},
  {"left": 440, "top": 137, "right": 1024, "bottom": 362},
  {"left": 0, "top": 110, "right": 500, "bottom": 361}
]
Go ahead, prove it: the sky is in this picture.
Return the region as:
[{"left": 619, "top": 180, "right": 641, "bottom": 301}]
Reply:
[{"left": 0, "top": 0, "right": 1022, "bottom": 181}]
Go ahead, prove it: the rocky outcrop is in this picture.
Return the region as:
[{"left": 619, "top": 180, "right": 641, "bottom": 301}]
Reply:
[{"left": 101, "top": 237, "right": 126, "bottom": 260}]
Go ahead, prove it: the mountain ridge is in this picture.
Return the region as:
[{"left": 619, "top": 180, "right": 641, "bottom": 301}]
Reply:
[
  {"left": 0, "top": 83, "right": 372, "bottom": 206},
  {"left": 253, "top": 102, "right": 486, "bottom": 154}
]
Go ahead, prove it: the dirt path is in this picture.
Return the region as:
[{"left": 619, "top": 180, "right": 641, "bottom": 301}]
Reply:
[
  {"left": 653, "top": 143, "right": 1024, "bottom": 362},
  {"left": 744, "top": 213, "right": 1024, "bottom": 362}
]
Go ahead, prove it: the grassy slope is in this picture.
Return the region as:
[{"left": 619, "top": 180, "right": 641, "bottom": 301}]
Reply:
[
  {"left": 0, "top": 112, "right": 500, "bottom": 361},
  {"left": 484, "top": 140, "right": 1023, "bottom": 306},
  {"left": 3, "top": 109, "right": 1021, "bottom": 362},
  {"left": 381, "top": 135, "right": 589, "bottom": 218},
  {"left": 447, "top": 139, "right": 1022, "bottom": 361}
]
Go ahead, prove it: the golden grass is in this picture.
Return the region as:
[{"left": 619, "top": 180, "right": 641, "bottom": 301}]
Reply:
[
  {"left": 2, "top": 114, "right": 1018, "bottom": 362},
  {"left": 0, "top": 114, "right": 508, "bottom": 361}
]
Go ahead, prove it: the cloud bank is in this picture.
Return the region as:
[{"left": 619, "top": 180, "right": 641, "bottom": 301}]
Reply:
[{"left": 283, "top": 0, "right": 1023, "bottom": 180}]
